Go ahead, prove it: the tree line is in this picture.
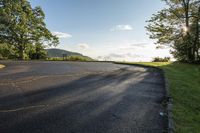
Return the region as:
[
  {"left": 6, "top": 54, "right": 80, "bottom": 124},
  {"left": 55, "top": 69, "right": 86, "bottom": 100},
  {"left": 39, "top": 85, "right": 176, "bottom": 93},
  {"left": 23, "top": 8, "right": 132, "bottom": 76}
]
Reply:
[
  {"left": 146, "top": 0, "right": 200, "bottom": 63},
  {"left": 0, "top": 0, "right": 59, "bottom": 60}
]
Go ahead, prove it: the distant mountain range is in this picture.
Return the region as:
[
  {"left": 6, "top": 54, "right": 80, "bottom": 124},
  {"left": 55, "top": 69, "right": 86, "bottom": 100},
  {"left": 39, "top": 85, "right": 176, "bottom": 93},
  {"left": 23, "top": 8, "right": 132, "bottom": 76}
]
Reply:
[{"left": 46, "top": 48, "right": 93, "bottom": 59}]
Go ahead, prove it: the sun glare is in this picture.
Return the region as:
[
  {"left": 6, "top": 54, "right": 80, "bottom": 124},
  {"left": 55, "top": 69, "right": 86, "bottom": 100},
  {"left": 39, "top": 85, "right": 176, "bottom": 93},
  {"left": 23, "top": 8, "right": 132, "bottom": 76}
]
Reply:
[{"left": 183, "top": 26, "right": 188, "bottom": 33}]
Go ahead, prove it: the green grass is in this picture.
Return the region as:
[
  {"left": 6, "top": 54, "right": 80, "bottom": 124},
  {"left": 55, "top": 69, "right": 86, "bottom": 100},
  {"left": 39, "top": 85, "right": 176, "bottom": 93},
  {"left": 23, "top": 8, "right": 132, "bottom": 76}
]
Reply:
[
  {"left": 117, "top": 62, "right": 200, "bottom": 133},
  {"left": 0, "top": 64, "right": 5, "bottom": 68}
]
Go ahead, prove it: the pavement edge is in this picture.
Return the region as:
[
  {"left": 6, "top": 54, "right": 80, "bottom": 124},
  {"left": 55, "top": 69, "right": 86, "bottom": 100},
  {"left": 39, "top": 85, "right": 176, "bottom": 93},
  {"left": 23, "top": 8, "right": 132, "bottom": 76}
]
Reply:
[
  {"left": 114, "top": 62, "right": 175, "bottom": 133},
  {"left": 162, "top": 70, "right": 175, "bottom": 133}
]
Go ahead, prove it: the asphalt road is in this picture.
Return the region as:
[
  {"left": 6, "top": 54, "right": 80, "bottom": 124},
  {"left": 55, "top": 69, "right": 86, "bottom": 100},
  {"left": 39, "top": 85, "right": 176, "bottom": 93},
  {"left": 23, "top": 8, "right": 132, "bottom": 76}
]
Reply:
[{"left": 0, "top": 61, "right": 167, "bottom": 133}]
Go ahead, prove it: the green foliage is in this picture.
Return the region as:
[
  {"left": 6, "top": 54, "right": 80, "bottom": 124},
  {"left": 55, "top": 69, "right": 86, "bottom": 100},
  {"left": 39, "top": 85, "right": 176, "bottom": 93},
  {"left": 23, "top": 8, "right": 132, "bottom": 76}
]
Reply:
[
  {"left": 47, "top": 57, "right": 64, "bottom": 61},
  {"left": 0, "top": 0, "right": 59, "bottom": 60},
  {"left": 64, "top": 55, "right": 94, "bottom": 61},
  {"left": 47, "top": 55, "right": 94, "bottom": 62},
  {"left": 118, "top": 62, "right": 200, "bottom": 132},
  {"left": 146, "top": 0, "right": 200, "bottom": 63},
  {"left": 27, "top": 43, "right": 47, "bottom": 60},
  {"left": 152, "top": 57, "right": 171, "bottom": 62},
  {"left": 0, "top": 43, "right": 16, "bottom": 59}
]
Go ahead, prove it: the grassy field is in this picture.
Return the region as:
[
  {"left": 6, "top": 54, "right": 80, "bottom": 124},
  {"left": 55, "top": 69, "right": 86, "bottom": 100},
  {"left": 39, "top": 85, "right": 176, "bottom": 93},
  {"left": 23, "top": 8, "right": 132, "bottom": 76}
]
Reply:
[
  {"left": 0, "top": 64, "right": 5, "bottom": 69},
  {"left": 118, "top": 62, "right": 200, "bottom": 133}
]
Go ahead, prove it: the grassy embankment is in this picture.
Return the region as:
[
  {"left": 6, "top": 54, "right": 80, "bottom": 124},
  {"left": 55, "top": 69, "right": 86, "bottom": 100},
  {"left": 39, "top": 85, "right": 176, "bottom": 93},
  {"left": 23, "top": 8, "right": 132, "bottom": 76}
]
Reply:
[{"left": 118, "top": 62, "right": 200, "bottom": 133}]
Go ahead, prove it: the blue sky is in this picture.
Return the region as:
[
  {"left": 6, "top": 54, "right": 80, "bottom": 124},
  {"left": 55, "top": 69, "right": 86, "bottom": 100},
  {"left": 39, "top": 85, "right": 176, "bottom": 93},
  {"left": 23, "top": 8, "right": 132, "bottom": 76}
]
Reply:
[{"left": 29, "top": 0, "right": 171, "bottom": 61}]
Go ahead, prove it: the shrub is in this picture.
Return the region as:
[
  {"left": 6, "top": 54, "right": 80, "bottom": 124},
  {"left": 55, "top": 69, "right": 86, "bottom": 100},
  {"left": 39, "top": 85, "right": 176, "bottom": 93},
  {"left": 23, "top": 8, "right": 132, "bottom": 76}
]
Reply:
[
  {"left": 0, "top": 43, "right": 16, "bottom": 59},
  {"left": 47, "top": 55, "right": 94, "bottom": 62},
  {"left": 152, "top": 57, "right": 171, "bottom": 62}
]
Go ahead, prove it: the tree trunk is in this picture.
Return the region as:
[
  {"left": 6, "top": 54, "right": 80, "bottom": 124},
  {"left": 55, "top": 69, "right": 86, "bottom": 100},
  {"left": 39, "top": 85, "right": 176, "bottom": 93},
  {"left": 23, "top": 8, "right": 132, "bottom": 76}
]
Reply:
[
  {"left": 35, "top": 43, "right": 41, "bottom": 59},
  {"left": 183, "top": 0, "right": 192, "bottom": 62},
  {"left": 194, "top": 9, "right": 200, "bottom": 62},
  {"left": 18, "top": 45, "right": 24, "bottom": 60},
  {"left": 192, "top": 6, "right": 200, "bottom": 62}
]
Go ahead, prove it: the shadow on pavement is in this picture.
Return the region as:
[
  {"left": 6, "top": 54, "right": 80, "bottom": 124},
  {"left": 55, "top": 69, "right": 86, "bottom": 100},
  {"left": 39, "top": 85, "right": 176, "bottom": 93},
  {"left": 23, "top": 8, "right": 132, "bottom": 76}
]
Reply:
[{"left": 0, "top": 67, "right": 167, "bottom": 133}]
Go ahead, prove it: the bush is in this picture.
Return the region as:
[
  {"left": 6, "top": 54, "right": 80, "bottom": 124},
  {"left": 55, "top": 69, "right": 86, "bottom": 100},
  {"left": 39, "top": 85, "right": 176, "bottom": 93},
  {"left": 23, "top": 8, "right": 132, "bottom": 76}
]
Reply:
[
  {"left": 27, "top": 44, "right": 47, "bottom": 60},
  {"left": 47, "top": 57, "right": 63, "bottom": 61},
  {"left": 0, "top": 43, "right": 16, "bottom": 59},
  {"left": 64, "top": 55, "right": 93, "bottom": 61},
  {"left": 47, "top": 55, "right": 94, "bottom": 62},
  {"left": 152, "top": 57, "right": 171, "bottom": 62}
]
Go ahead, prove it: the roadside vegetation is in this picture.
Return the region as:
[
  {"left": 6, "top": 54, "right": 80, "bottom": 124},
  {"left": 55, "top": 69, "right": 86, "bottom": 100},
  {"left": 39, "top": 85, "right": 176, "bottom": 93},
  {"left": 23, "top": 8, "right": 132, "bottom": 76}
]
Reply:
[
  {"left": 119, "top": 62, "right": 200, "bottom": 133},
  {"left": 0, "top": 0, "right": 59, "bottom": 60},
  {"left": 47, "top": 55, "right": 94, "bottom": 62},
  {"left": 146, "top": 0, "right": 200, "bottom": 63},
  {"left": 152, "top": 57, "right": 171, "bottom": 62},
  {"left": 145, "top": 1, "right": 200, "bottom": 131}
]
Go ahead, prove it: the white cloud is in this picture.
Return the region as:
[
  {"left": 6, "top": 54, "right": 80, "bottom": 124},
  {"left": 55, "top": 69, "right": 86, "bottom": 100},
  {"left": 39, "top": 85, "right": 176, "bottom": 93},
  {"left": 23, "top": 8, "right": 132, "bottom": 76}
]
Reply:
[
  {"left": 77, "top": 43, "right": 90, "bottom": 50},
  {"left": 52, "top": 31, "right": 72, "bottom": 38},
  {"left": 59, "top": 40, "right": 173, "bottom": 62},
  {"left": 110, "top": 25, "right": 133, "bottom": 31},
  {"left": 93, "top": 40, "right": 173, "bottom": 61},
  {"left": 98, "top": 53, "right": 141, "bottom": 61},
  {"left": 118, "top": 43, "right": 148, "bottom": 51}
]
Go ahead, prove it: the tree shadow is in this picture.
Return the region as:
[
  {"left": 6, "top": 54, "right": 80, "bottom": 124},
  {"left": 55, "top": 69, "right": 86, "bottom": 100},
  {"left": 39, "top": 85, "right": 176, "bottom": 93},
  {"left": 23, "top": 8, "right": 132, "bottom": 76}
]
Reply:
[{"left": 0, "top": 67, "right": 167, "bottom": 133}]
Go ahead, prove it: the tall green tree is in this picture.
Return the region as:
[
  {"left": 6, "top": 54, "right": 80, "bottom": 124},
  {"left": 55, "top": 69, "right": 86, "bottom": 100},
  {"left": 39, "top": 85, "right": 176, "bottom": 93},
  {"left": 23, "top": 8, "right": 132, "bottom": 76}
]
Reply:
[
  {"left": 31, "top": 6, "right": 59, "bottom": 59},
  {"left": 146, "top": 0, "right": 200, "bottom": 63},
  {"left": 0, "top": 0, "right": 58, "bottom": 60}
]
